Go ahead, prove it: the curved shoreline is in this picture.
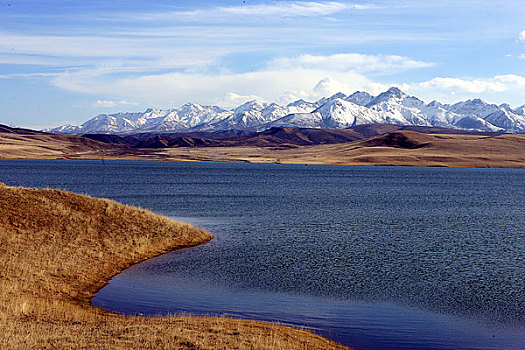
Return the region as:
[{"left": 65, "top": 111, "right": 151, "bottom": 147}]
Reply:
[
  {"left": 89, "top": 240, "right": 213, "bottom": 311},
  {"left": 0, "top": 183, "right": 350, "bottom": 349}
]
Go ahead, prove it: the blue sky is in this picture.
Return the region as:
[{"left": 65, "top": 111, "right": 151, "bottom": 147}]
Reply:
[{"left": 1, "top": 0, "right": 525, "bottom": 129}]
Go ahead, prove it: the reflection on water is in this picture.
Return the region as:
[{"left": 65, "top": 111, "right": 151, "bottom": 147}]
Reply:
[{"left": 1, "top": 159, "right": 524, "bottom": 350}]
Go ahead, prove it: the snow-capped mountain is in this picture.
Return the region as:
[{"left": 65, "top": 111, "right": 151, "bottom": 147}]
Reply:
[
  {"left": 46, "top": 88, "right": 525, "bottom": 135},
  {"left": 139, "top": 103, "right": 230, "bottom": 132},
  {"left": 483, "top": 108, "right": 525, "bottom": 132},
  {"left": 345, "top": 91, "right": 374, "bottom": 106},
  {"left": 365, "top": 87, "right": 430, "bottom": 126},
  {"left": 201, "top": 101, "right": 296, "bottom": 130},
  {"left": 71, "top": 112, "right": 145, "bottom": 134},
  {"left": 447, "top": 99, "right": 501, "bottom": 119},
  {"left": 513, "top": 105, "right": 525, "bottom": 116},
  {"left": 313, "top": 98, "right": 381, "bottom": 128},
  {"left": 419, "top": 100, "right": 461, "bottom": 128}
]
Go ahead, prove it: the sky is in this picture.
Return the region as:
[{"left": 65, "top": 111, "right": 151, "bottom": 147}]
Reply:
[{"left": 1, "top": 0, "right": 525, "bottom": 129}]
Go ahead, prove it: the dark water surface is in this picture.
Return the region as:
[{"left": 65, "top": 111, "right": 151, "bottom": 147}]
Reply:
[{"left": 1, "top": 159, "right": 524, "bottom": 350}]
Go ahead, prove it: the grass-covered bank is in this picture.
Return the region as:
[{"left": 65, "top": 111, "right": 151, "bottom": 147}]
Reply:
[
  {"left": 0, "top": 183, "right": 349, "bottom": 349},
  {"left": 3, "top": 127, "right": 525, "bottom": 169}
]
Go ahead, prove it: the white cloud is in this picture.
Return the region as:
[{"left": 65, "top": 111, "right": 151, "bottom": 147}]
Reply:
[
  {"left": 94, "top": 100, "right": 138, "bottom": 108},
  {"left": 519, "top": 30, "right": 525, "bottom": 41},
  {"left": 269, "top": 53, "right": 434, "bottom": 74},
  {"left": 409, "top": 74, "right": 525, "bottom": 105},
  {"left": 313, "top": 77, "right": 351, "bottom": 96},
  {"left": 495, "top": 74, "right": 525, "bottom": 86},
  {"left": 214, "top": 1, "right": 350, "bottom": 17},
  {"left": 52, "top": 66, "right": 384, "bottom": 108},
  {"left": 135, "top": 2, "right": 365, "bottom": 21},
  {"left": 0, "top": 72, "right": 59, "bottom": 79},
  {"left": 222, "top": 92, "right": 265, "bottom": 106},
  {"left": 43, "top": 50, "right": 525, "bottom": 109},
  {"left": 419, "top": 77, "right": 506, "bottom": 93},
  {"left": 0, "top": 27, "right": 431, "bottom": 74},
  {"left": 0, "top": 54, "right": 74, "bottom": 66},
  {"left": 51, "top": 52, "right": 428, "bottom": 107},
  {"left": 0, "top": 31, "right": 229, "bottom": 69}
]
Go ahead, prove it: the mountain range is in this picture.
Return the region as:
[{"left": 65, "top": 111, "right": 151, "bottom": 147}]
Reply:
[{"left": 46, "top": 87, "right": 525, "bottom": 135}]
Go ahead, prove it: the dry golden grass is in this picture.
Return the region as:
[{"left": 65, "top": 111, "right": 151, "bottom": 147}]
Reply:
[
  {"left": 156, "top": 132, "right": 525, "bottom": 168},
  {"left": 3, "top": 130, "right": 525, "bottom": 168},
  {"left": 0, "top": 183, "right": 350, "bottom": 350},
  {"left": 0, "top": 131, "right": 118, "bottom": 159}
]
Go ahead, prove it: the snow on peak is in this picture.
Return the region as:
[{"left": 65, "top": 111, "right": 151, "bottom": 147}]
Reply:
[
  {"left": 287, "top": 99, "right": 308, "bottom": 107},
  {"left": 427, "top": 100, "right": 443, "bottom": 108},
  {"left": 386, "top": 86, "right": 405, "bottom": 96},
  {"left": 235, "top": 100, "right": 267, "bottom": 113},
  {"left": 514, "top": 105, "right": 525, "bottom": 116},
  {"left": 366, "top": 86, "right": 408, "bottom": 106},
  {"left": 499, "top": 103, "right": 514, "bottom": 112},
  {"left": 328, "top": 92, "right": 347, "bottom": 101},
  {"left": 345, "top": 91, "right": 374, "bottom": 106},
  {"left": 449, "top": 98, "right": 500, "bottom": 119},
  {"left": 45, "top": 87, "right": 525, "bottom": 134},
  {"left": 180, "top": 102, "right": 203, "bottom": 110}
]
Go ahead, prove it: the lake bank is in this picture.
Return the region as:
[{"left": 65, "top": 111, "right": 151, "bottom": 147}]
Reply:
[
  {"left": 2, "top": 130, "right": 525, "bottom": 168},
  {"left": 0, "top": 183, "right": 350, "bottom": 349}
]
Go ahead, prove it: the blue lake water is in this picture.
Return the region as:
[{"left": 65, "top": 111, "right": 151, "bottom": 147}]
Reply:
[{"left": 0, "top": 159, "right": 524, "bottom": 350}]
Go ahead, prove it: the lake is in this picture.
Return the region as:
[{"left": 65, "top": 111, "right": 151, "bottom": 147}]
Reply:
[{"left": 0, "top": 159, "right": 524, "bottom": 350}]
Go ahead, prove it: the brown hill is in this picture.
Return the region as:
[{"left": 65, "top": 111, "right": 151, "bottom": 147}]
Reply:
[
  {"left": 1, "top": 124, "right": 524, "bottom": 168},
  {"left": 0, "top": 124, "right": 44, "bottom": 134},
  {"left": 134, "top": 135, "right": 221, "bottom": 148},
  {"left": 228, "top": 127, "right": 364, "bottom": 147},
  {"left": 155, "top": 131, "right": 525, "bottom": 168},
  {"left": 82, "top": 133, "right": 140, "bottom": 146},
  {"left": 360, "top": 130, "right": 434, "bottom": 149},
  {"left": 0, "top": 124, "right": 123, "bottom": 159},
  {"left": 229, "top": 125, "right": 499, "bottom": 147},
  {"left": 112, "top": 125, "right": 501, "bottom": 149}
]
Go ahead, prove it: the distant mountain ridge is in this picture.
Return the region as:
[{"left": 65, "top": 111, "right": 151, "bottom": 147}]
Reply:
[
  {"left": 46, "top": 87, "right": 525, "bottom": 135},
  {"left": 82, "top": 124, "right": 499, "bottom": 150}
]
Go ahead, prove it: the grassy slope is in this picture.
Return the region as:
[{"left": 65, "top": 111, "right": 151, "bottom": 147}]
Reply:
[
  {"left": 0, "top": 130, "right": 120, "bottom": 159},
  {"left": 0, "top": 184, "right": 349, "bottom": 350},
  {"left": 159, "top": 132, "right": 525, "bottom": 168},
  {"left": 2, "top": 130, "right": 525, "bottom": 168}
]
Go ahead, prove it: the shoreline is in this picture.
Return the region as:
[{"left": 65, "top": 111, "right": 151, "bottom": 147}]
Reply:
[
  {"left": 0, "top": 183, "right": 350, "bottom": 349},
  {"left": 2, "top": 151, "right": 525, "bottom": 169},
  {"left": 88, "top": 239, "right": 213, "bottom": 311}
]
